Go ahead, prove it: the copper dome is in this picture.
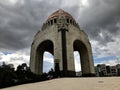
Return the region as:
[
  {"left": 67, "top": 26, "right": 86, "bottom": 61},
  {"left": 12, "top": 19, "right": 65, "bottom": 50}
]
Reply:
[{"left": 47, "top": 9, "right": 74, "bottom": 20}]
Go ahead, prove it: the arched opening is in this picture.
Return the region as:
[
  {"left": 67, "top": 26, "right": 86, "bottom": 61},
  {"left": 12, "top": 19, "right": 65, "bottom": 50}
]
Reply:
[
  {"left": 73, "top": 40, "right": 90, "bottom": 76},
  {"left": 36, "top": 40, "right": 54, "bottom": 74},
  {"left": 43, "top": 51, "right": 54, "bottom": 73},
  {"left": 74, "top": 51, "right": 81, "bottom": 76},
  {"left": 74, "top": 51, "right": 81, "bottom": 72}
]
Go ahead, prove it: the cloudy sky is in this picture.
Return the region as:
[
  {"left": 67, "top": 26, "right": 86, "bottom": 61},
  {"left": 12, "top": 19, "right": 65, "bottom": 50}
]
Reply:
[{"left": 0, "top": 0, "right": 120, "bottom": 72}]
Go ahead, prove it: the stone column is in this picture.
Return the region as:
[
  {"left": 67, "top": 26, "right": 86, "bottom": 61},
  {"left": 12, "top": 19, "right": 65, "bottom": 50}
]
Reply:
[
  {"left": 66, "top": 32, "right": 76, "bottom": 77},
  {"left": 30, "top": 44, "right": 36, "bottom": 74},
  {"left": 35, "top": 50, "right": 43, "bottom": 75}
]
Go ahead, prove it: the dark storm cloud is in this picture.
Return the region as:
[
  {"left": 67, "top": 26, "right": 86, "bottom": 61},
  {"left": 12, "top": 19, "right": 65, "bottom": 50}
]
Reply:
[
  {"left": 0, "top": 0, "right": 80, "bottom": 51},
  {"left": 79, "top": 0, "right": 120, "bottom": 45},
  {"left": 0, "top": 0, "right": 61, "bottom": 51},
  {"left": 0, "top": 0, "right": 120, "bottom": 52}
]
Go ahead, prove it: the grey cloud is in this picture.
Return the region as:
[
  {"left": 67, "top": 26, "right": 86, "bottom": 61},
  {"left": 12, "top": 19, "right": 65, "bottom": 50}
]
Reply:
[
  {"left": 79, "top": 0, "right": 120, "bottom": 45},
  {"left": 0, "top": 0, "right": 79, "bottom": 51},
  {"left": 0, "top": 57, "right": 2, "bottom": 60},
  {"left": 0, "top": 0, "right": 120, "bottom": 55},
  {"left": 0, "top": 0, "right": 57, "bottom": 51}
]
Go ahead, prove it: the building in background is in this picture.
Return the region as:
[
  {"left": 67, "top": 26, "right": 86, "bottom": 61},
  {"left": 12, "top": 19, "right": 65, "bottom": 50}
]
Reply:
[
  {"left": 95, "top": 64, "right": 107, "bottom": 76},
  {"left": 111, "top": 66, "right": 117, "bottom": 76},
  {"left": 95, "top": 64, "right": 120, "bottom": 77},
  {"left": 116, "top": 64, "right": 120, "bottom": 76}
]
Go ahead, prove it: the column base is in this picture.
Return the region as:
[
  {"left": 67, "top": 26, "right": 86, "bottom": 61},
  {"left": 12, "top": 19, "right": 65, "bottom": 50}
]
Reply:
[
  {"left": 82, "top": 73, "right": 96, "bottom": 77},
  {"left": 61, "top": 70, "right": 76, "bottom": 77}
]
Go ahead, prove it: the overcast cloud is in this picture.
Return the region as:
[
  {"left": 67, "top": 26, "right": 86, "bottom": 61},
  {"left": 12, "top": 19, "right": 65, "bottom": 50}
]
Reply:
[{"left": 0, "top": 0, "right": 120, "bottom": 72}]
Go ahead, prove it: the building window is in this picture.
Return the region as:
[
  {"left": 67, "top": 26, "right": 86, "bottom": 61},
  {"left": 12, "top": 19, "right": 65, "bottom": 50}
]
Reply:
[
  {"left": 54, "top": 19, "right": 57, "bottom": 23},
  {"left": 67, "top": 18, "right": 69, "bottom": 23},
  {"left": 48, "top": 21, "right": 50, "bottom": 25},
  {"left": 73, "top": 21, "right": 76, "bottom": 25},
  {"left": 51, "top": 20, "right": 53, "bottom": 25},
  {"left": 70, "top": 19, "right": 72, "bottom": 24}
]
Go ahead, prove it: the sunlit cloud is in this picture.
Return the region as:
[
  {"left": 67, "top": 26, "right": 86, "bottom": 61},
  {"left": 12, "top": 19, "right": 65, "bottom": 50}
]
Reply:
[{"left": 0, "top": 51, "right": 29, "bottom": 69}]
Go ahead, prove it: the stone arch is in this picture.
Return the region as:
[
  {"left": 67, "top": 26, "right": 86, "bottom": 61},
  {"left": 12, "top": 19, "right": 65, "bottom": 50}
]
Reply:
[
  {"left": 30, "top": 9, "right": 95, "bottom": 77},
  {"left": 73, "top": 40, "right": 93, "bottom": 76},
  {"left": 43, "top": 51, "right": 54, "bottom": 73},
  {"left": 35, "top": 40, "right": 54, "bottom": 74}
]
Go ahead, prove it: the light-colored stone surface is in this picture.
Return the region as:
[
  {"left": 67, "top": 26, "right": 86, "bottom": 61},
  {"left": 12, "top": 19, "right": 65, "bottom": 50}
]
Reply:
[
  {"left": 2, "top": 77, "right": 120, "bottom": 90},
  {"left": 30, "top": 9, "right": 95, "bottom": 76}
]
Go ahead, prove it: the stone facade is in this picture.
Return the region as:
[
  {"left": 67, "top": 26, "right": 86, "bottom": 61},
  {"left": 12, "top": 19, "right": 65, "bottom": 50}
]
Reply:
[{"left": 30, "top": 9, "right": 95, "bottom": 77}]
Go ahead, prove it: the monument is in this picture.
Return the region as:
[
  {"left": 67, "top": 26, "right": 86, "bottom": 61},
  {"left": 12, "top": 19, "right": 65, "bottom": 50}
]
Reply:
[{"left": 30, "top": 9, "right": 95, "bottom": 77}]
